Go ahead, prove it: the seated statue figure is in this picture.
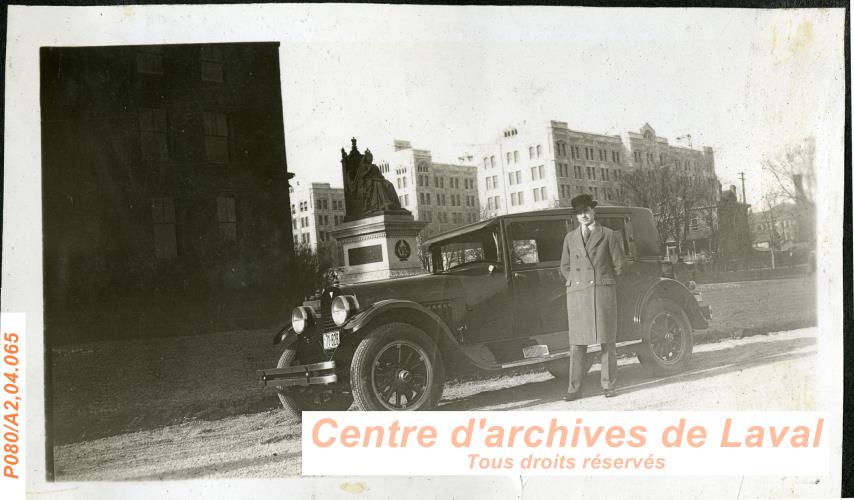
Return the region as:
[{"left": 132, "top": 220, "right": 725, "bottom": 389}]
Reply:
[{"left": 355, "top": 149, "right": 402, "bottom": 214}]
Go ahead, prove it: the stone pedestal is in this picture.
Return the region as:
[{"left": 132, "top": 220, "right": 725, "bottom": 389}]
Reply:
[{"left": 330, "top": 212, "right": 429, "bottom": 284}]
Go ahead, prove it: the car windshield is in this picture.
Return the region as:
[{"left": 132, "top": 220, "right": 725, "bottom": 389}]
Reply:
[{"left": 431, "top": 224, "right": 502, "bottom": 272}]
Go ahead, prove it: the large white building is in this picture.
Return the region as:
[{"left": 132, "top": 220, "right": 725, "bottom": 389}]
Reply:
[
  {"left": 289, "top": 181, "right": 346, "bottom": 263},
  {"left": 477, "top": 121, "right": 719, "bottom": 218},
  {"left": 380, "top": 140, "right": 480, "bottom": 239}
]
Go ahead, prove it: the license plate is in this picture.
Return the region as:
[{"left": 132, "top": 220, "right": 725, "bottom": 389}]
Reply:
[
  {"left": 322, "top": 331, "right": 340, "bottom": 350},
  {"left": 522, "top": 344, "right": 549, "bottom": 358}
]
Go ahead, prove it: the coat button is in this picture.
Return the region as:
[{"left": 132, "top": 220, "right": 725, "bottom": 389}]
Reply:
[{"left": 589, "top": 280, "right": 594, "bottom": 284}]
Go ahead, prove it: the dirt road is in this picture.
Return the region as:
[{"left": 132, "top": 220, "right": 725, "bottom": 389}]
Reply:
[{"left": 54, "top": 327, "right": 818, "bottom": 480}]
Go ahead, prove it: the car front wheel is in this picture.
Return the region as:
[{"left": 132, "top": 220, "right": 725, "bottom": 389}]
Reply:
[
  {"left": 636, "top": 298, "right": 694, "bottom": 376},
  {"left": 275, "top": 348, "right": 353, "bottom": 417},
  {"left": 350, "top": 322, "right": 445, "bottom": 411}
]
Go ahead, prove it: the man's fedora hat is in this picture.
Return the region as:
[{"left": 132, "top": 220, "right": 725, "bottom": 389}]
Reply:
[{"left": 570, "top": 193, "right": 598, "bottom": 211}]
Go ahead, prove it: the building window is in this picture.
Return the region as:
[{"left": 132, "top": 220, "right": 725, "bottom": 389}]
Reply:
[
  {"left": 203, "top": 111, "right": 229, "bottom": 163},
  {"left": 574, "top": 165, "right": 583, "bottom": 179},
  {"left": 138, "top": 107, "right": 169, "bottom": 160},
  {"left": 151, "top": 197, "right": 177, "bottom": 259},
  {"left": 200, "top": 46, "right": 224, "bottom": 83},
  {"left": 216, "top": 197, "right": 237, "bottom": 241},
  {"left": 601, "top": 168, "right": 609, "bottom": 181},
  {"left": 540, "top": 186, "right": 547, "bottom": 200},
  {"left": 483, "top": 157, "right": 489, "bottom": 169},
  {"left": 136, "top": 46, "right": 163, "bottom": 75},
  {"left": 529, "top": 146, "right": 535, "bottom": 159},
  {"left": 513, "top": 150, "right": 519, "bottom": 163},
  {"left": 506, "top": 152, "right": 512, "bottom": 164},
  {"left": 537, "top": 145, "right": 542, "bottom": 158},
  {"left": 490, "top": 156, "right": 495, "bottom": 168}
]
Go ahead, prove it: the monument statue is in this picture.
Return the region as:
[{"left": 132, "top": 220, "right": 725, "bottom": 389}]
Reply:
[{"left": 341, "top": 138, "right": 407, "bottom": 221}]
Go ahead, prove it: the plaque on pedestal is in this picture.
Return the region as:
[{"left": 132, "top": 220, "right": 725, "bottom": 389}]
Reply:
[{"left": 330, "top": 212, "right": 429, "bottom": 284}]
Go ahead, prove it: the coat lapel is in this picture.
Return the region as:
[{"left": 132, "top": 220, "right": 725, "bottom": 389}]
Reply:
[
  {"left": 585, "top": 224, "right": 605, "bottom": 254},
  {"left": 574, "top": 226, "right": 592, "bottom": 263}
]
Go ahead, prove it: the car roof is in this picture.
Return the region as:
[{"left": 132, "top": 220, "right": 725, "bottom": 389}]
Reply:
[{"left": 423, "top": 205, "right": 653, "bottom": 247}]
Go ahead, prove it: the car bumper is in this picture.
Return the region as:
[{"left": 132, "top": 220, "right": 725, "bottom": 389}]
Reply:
[{"left": 256, "top": 360, "right": 337, "bottom": 388}]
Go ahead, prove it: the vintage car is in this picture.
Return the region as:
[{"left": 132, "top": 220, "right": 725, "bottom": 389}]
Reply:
[{"left": 257, "top": 206, "right": 712, "bottom": 414}]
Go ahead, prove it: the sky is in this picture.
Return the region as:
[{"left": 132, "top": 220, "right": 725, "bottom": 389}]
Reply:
[{"left": 275, "top": 7, "right": 844, "bottom": 208}]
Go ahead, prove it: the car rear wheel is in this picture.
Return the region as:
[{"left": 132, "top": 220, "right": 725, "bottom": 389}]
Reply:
[
  {"left": 350, "top": 322, "right": 445, "bottom": 411},
  {"left": 275, "top": 348, "right": 353, "bottom": 417},
  {"left": 636, "top": 298, "right": 694, "bottom": 376}
]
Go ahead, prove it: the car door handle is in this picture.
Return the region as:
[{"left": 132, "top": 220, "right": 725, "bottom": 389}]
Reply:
[{"left": 513, "top": 272, "right": 527, "bottom": 279}]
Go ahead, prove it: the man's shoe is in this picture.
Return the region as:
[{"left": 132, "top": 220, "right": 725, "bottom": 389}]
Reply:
[
  {"left": 603, "top": 389, "right": 617, "bottom": 398},
  {"left": 563, "top": 392, "right": 580, "bottom": 402}
]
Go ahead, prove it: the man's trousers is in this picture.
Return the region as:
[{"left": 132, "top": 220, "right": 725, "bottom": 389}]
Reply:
[{"left": 566, "top": 342, "right": 617, "bottom": 395}]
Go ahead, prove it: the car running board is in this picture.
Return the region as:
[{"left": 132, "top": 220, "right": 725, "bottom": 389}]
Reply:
[{"left": 497, "top": 339, "right": 644, "bottom": 370}]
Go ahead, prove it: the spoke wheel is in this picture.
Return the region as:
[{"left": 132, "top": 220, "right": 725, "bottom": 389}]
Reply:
[
  {"left": 636, "top": 298, "right": 693, "bottom": 376},
  {"left": 351, "top": 322, "right": 445, "bottom": 411},
  {"left": 371, "top": 340, "right": 433, "bottom": 410},
  {"left": 275, "top": 348, "right": 352, "bottom": 418}
]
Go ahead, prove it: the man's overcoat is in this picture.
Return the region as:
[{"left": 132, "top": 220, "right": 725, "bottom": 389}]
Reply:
[{"left": 559, "top": 224, "right": 627, "bottom": 345}]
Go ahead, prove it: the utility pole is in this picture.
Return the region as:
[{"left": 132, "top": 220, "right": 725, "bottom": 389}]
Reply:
[{"left": 737, "top": 172, "right": 746, "bottom": 204}]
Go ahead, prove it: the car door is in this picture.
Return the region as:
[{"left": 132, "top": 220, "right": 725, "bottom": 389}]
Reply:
[
  {"left": 507, "top": 216, "right": 574, "bottom": 339},
  {"left": 596, "top": 214, "right": 639, "bottom": 340}
]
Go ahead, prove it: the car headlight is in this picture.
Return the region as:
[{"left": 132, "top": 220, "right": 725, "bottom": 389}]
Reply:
[
  {"left": 331, "top": 295, "right": 358, "bottom": 326},
  {"left": 291, "top": 306, "right": 315, "bottom": 334}
]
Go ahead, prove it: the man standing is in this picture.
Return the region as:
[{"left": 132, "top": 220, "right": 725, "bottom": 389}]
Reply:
[{"left": 559, "top": 194, "right": 627, "bottom": 400}]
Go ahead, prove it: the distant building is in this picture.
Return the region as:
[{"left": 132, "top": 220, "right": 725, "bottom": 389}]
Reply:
[
  {"left": 750, "top": 203, "right": 803, "bottom": 251},
  {"left": 40, "top": 42, "right": 292, "bottom": 341},
  {"left": 381, "top": 140, "right": 480, "bottom": 239},
  {"left": 289, "top": 182, "right": 346, "bottom": 264},
  {"left": 477, "top": 121, "right": 719, "bottom": 220}
]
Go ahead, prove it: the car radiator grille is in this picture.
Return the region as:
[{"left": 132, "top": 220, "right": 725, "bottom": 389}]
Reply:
[{"left": 318, "top": 288, "right": 338, "bottom": 333}]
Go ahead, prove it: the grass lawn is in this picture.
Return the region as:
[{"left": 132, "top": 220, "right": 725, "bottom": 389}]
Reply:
[{"left": 48, "top": 277, "right": 816, "bottom": 445}]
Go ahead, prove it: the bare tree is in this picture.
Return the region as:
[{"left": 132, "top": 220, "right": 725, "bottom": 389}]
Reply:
[
  {"left": 761, "top": 137, "right": 816, "bottom": 243},
  {"left": 620, "top": 165, "right": 714, "bottom": 255},
  {"left": 761, "top": 137, "right": 815, "bottom": 206}
]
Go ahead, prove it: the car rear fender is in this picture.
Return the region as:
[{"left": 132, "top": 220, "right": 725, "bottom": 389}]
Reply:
[{"left": 635, "top": 278, "right": 709, "bottom": 333}]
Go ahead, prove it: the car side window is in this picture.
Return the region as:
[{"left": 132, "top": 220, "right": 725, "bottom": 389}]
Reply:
[
  {"left": 508, "top": 219, "right": 568, "bottom": 268},
  {"left": 598, "top": 216, "right": 632, "bottom": 257}
]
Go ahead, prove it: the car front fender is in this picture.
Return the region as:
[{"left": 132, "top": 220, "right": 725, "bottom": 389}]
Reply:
[
  {"left": 343, "top": 299, "right": 460, "bottom": 348},
  {"left": 273, "top": 325, "right": 298, "bottom": 348}
]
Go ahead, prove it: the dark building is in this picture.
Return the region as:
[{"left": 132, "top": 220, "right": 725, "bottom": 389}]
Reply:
[
  {"left": 41, "top": 43, "right": 294, "bottom": 343},
  {"left": 716, "top": 186, "right": 752, "bottom": 264}
]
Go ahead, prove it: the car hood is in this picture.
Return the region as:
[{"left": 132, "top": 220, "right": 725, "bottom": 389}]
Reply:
[{"left": 334, "top": 272, "right": 461, "bottom": 307}]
